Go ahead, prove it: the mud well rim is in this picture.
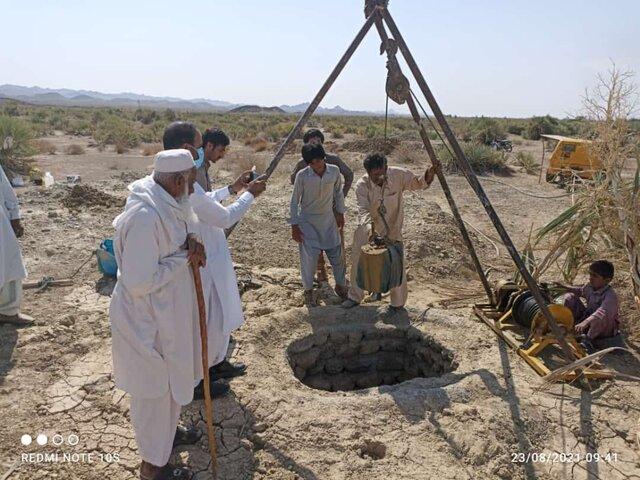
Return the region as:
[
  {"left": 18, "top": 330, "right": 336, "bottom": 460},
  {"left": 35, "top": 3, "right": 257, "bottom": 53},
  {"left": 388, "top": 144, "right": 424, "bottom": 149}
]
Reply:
[{"left": 286, "top": 318, "right": 458, "bottom": 392}]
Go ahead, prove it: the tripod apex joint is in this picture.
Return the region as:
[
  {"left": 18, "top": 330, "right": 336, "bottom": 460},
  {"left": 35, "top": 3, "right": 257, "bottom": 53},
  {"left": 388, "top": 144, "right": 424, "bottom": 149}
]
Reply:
[{"left": 364, "top": 0, "right": 388, "bottom": 18}]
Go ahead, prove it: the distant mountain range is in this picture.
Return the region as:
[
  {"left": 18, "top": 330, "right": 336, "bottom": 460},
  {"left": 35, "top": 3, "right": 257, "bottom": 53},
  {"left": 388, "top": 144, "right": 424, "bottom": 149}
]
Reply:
[{"left": 0, "top": 84, "right": 388, "bottom": 116}]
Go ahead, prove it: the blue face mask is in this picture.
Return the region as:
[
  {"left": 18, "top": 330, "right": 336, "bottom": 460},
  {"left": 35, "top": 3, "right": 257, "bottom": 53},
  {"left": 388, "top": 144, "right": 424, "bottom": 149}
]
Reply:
[{"left": 193, "top": 147, "right": 205, "bottom": 169}]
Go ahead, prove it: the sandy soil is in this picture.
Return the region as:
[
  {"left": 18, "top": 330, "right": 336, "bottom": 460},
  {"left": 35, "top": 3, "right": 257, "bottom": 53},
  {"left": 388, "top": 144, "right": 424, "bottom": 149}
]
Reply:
[{"left": 1, "top": 134, "right": 639, "bottom": 479}]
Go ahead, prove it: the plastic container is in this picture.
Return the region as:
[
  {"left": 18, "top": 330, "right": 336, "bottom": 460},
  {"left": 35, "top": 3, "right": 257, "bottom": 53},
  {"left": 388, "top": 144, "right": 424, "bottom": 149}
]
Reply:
[
  {"left": 96, "top": 239, "right": 118, "bottom": 278},
  {"left": 43, "top": 172, "right": 55, "bottom": 187}
]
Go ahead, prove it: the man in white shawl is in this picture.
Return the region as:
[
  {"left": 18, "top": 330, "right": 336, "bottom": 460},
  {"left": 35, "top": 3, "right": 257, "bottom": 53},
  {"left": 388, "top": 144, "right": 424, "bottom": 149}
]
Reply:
[
  {"left": 162, "top": 123, "right": 265, "bottom": 396},
  {"left": 0, "top": 164, "right": 32, "bottom": 326},
  {"left": 109, "top": 150, "right": 206, "bottom": 480}
]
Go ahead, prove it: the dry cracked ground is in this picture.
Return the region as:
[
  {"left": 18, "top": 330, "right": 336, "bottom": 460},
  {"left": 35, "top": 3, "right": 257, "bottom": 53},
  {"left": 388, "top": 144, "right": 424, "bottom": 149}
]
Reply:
[{"left": 1, "top": 133, "right": 639, "bottom": 479}]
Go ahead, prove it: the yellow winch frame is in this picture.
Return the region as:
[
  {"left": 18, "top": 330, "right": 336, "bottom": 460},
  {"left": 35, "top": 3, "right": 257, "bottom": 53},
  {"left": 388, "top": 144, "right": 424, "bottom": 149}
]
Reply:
[{"left": 473, "top": 303, "right": 613, "bottom": 381}]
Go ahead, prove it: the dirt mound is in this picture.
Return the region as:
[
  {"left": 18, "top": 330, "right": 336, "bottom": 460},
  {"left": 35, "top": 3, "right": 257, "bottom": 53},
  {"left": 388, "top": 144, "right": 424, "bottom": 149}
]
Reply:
[
  {"left": 112, "top": 170, "right": 146, "bottom": 185},
  {"left": 62, "top": 184, "right": 124, "bottom": 210},
  {"left": 342, "top": 137, "right": 400, "bottom": 155},
  {"left": 403, "top": 200, "right": 492, "bottom": 280}
]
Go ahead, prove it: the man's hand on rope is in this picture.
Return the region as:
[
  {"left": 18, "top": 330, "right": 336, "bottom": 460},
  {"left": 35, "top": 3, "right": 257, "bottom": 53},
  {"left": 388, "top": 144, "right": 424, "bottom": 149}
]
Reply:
[{"left": 424, "top": 165, "right": 437, "bottom": 186}]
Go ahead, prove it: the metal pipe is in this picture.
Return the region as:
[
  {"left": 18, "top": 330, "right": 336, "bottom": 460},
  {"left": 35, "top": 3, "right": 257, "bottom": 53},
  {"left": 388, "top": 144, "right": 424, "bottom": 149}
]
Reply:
[
  {"left": 372, "top": 16, "right": 494, "bottom": 303},
  {"left": 380, "top": 7, "right": 576, "bottom": 362}
]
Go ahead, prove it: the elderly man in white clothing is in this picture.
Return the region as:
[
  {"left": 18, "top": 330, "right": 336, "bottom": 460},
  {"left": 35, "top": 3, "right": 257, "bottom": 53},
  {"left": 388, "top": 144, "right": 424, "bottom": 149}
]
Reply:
[
  {"left": 0, "top": 165, "right": 32, "bottom": 326},
  {"left": 109, "top": 150, "right": 206, "bottom": 480}
]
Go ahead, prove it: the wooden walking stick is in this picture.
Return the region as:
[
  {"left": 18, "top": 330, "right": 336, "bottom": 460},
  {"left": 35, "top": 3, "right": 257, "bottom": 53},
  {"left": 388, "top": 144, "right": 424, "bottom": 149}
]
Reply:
[{"left": 191, "top": 263, "right": 218, "bottom": 475}]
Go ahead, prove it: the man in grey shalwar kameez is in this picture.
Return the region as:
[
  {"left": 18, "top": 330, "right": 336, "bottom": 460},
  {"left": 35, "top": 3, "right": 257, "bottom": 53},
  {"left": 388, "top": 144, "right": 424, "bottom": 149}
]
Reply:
[{"left": 290, "top": 143, "right": 348, "bottom": 305}]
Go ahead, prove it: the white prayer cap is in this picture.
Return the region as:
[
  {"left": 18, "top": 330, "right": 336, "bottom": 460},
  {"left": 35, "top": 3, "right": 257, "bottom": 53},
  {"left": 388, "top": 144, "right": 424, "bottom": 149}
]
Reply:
[{"left": 153, "top": 149, "right": 195, "bottom": 173}]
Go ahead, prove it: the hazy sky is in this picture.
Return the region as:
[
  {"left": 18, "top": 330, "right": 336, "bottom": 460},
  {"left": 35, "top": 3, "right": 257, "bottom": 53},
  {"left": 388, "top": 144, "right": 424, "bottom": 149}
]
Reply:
[{"left": 1, "top": 0, "right": 639, "bottom": 117}]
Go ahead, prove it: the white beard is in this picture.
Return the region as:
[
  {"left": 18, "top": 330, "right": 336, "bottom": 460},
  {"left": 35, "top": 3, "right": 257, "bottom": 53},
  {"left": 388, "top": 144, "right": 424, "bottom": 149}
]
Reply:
[{"left": 177, "top": 184, "right": 198, "bottom": 225}]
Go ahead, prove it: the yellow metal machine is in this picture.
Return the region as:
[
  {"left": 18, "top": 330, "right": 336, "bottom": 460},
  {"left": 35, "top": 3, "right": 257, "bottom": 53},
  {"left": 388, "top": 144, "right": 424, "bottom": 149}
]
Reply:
[
  {"left": 541, "top": 134, "right": 602, "bottom": 182},
  {"left": 474, "top": 280, "right": 612, "bottom": 381}
]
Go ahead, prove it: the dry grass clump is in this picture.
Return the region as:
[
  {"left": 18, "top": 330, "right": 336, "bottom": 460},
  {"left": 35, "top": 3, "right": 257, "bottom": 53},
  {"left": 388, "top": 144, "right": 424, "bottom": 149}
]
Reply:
[
  {"left": 222, "top": 150, "right": 272, "bottom": 180},
  {"left": 33, "top": 139, "right": 57, "bottom": 155},
  {"left": 438, "top": 142, "right": 507, "bottom": 174},
  {"left": 244, "top": 134, "right": 269, "bottom": 152},
  {"left": 140, "top": 143, "right": 163, "bottom": 156},
  {"left": 65, "top": 143, "right": 85, "bottom": 155},
  {"left": 394, "top": 142, "right": 427, "bottom": 165},
  {"left": 514, "top": 151, "right": 537, "bottom": 174},
  {"left": 115, "top": 141, "right": 129, "bottom": 154}
]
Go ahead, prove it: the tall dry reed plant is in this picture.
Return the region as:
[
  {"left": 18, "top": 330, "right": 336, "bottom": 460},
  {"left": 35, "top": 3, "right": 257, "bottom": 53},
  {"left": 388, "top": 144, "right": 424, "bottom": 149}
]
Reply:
[{"left": 534, "top": 63, "right": 640, "bottom": 305}]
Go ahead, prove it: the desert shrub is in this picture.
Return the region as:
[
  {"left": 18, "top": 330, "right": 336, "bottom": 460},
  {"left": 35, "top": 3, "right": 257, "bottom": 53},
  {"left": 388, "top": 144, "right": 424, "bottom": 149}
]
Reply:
[
  {"left": 49, "top": 112, "right": 70, "bottom": 132},
  {"left": 507, "top": 124, "right": 524, "bottom": 135},
  {"left": 525, "top": 115, "right": 562, "bottom": 140},
  {"left": 135, "top": 108, "right": 159, "bottom": 125},
  {"left": 221, "top": 150, "right": 269, "bottom": 180},
  {"left": 164, "top": 109, "right": 176, "bottom": 122},
  {"left": 94, "top": 117, "right": 140, "bottom": 148},
  {"left": 115, "top": 141, "right": 129, "bottom": 154},
  {"left": 515, "top": 151, "right": 537, "bottom": 174},
  {"left": 0, "top": 116, "right": 35, "bottom": 172},
  {"left": 394, "top": 142, "right": 426, "bottom": 164},
  {"left": 265, "top": 122, "right": 294, "bottom": 142},
  {"left": 332, "top": 129, "right": 344, "bottom": 139},
  {"left": 33, "top": 139, "right": 57, "bottom": 155},
  {"left": 468, "top": 117, "right": 506, "bottom": 145},
  {"left": 364, "top": 124, "right": 382, "bottom": 138},
  {"left": 64, "top": 144, "right": 85, "bottom": 155},
  {"left": 67, "top": 119, "right": 92, "bottom": 136},
  {"left": 138, "top": 122, "right": 164, "bottom": 143},
  {"left": 141, "top": 143, "right": 163, "bottom": 156},
  {"left": 437, "top": 142, "right": 506, "bottom": 174},
  {"left": 2, "top": 104, "right": 20, "bottom": 116},
  {"left": 251, "top": 136, "right": 269, "bottom": 152}
]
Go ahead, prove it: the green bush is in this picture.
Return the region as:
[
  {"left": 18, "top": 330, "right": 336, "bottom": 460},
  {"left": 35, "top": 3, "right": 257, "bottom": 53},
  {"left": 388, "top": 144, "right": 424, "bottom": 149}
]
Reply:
[
  {"left": 0, "top": 116, "right": 35, "bottom": 172},
  {"left": 94, "top": 116, "right": 140, "bottom": 148},
  {"left": 365, "top": 124, "right": 382, "bottom": 138},
  {"left": 515, "top": 151, "right": 537, "bottom": 174},
  {"left": 468, "top": 117, "right": 506, "bottom": 145},
  {"left": 437, "top": 142, "right": 506, "bottom": 174},
  {"left": 507, "top": 124, "right": 524, "bottom": 135},
  {"left": 525, "top": 115, "right": 562, "bottom": 140}
]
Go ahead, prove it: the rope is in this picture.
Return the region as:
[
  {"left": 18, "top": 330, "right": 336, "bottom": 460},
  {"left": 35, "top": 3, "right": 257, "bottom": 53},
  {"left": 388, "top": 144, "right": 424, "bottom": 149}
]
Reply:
[
  {"left": 410, "top": 88, "right": 454, "bottom": 157},
  {"left": 480, "top": 177, "right": 573, "bottom": 199},
  {"left": 69, "top": 250, "right": 96, "bottom": 279},
  {"left": 384, "top": 93, "right": 389, "bottom": 141},
  {"left": 462, "top": 219, "right": 501, "bottom": 257}
]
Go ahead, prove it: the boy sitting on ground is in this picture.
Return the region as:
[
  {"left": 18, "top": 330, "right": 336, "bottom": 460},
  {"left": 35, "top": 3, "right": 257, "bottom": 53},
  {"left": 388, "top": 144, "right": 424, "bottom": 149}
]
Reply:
[{"left": 557, "top": 260, "right": 620, "bottom": 353}]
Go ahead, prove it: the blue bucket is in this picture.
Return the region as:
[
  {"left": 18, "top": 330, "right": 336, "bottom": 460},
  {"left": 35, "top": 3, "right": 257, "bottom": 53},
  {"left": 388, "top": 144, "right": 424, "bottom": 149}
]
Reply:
[{"left": 97, "top": 239, "right": 118, "bottom": 277}]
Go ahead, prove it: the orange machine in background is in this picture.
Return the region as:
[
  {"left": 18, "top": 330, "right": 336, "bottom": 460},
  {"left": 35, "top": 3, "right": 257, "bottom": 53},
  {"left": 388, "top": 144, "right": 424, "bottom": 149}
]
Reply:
[{"left": 541, "top": 134, "right": 603, "bottom": 182}]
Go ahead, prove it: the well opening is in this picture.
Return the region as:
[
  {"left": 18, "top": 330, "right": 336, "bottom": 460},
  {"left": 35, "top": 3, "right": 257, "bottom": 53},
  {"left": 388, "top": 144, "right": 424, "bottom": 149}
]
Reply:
[{"left": 287, "top": 326, "right": 457, "bottom": 392}]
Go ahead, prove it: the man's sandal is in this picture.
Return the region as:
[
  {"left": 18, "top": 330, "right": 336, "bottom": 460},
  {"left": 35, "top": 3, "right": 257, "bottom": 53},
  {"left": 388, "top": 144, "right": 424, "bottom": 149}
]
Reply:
[
  {"left": 140, "top": 464, "right": 192, "bottom": 480},
  {"left": 0, "top": 313, "right": 34, "bottom": 327},
  {"left": 173, "top": 425, "right": 202, "bottom": 447}
]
